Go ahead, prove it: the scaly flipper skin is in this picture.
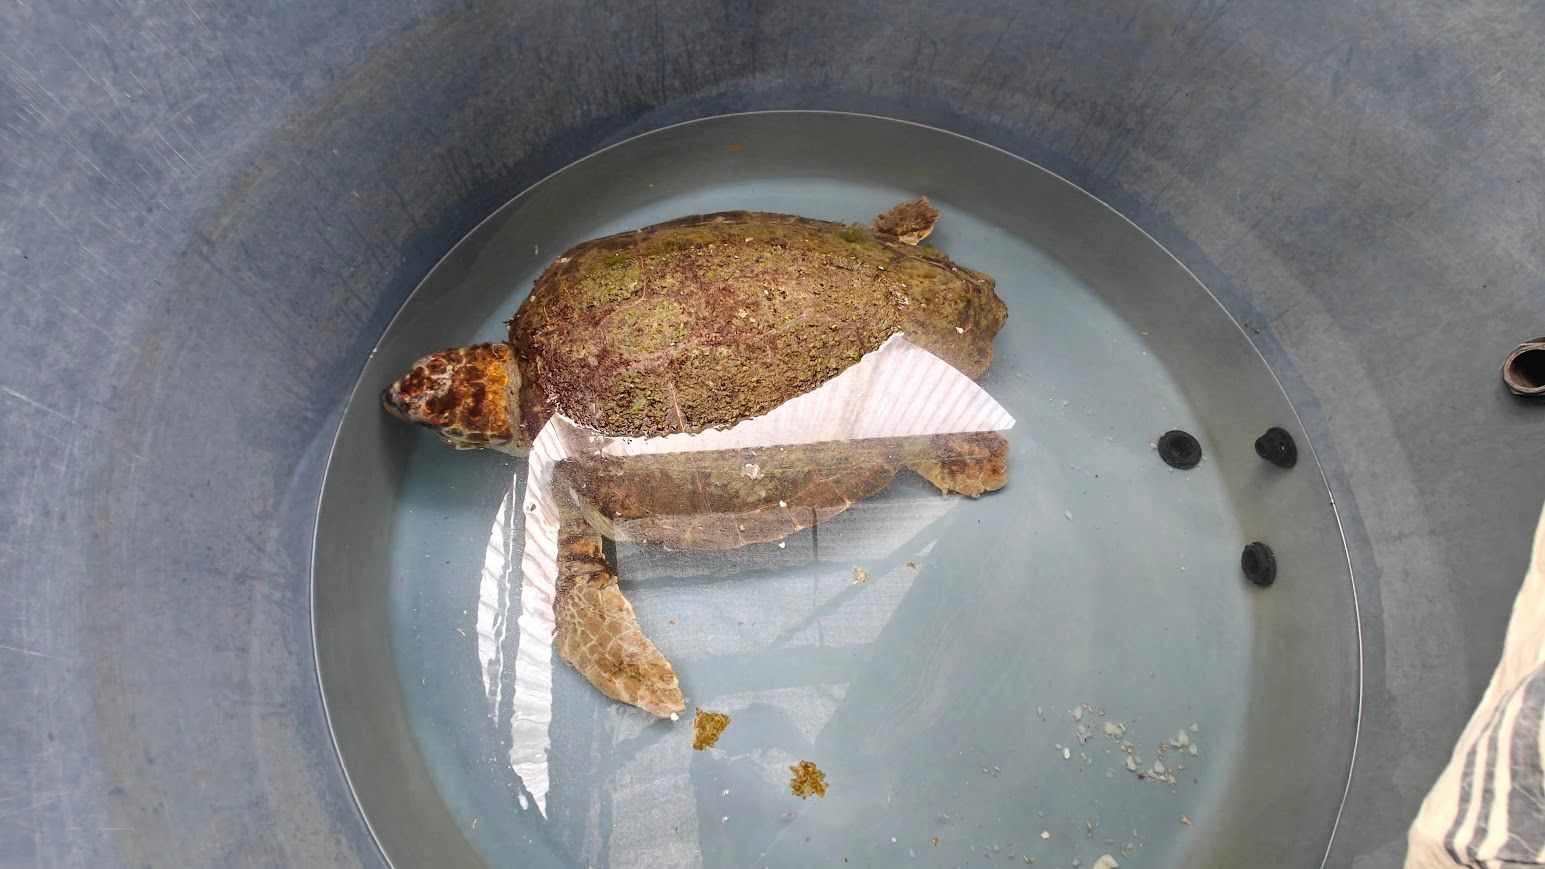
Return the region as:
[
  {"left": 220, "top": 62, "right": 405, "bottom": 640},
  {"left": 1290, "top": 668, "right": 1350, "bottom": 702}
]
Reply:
[
  {"left": 552, "top": 494, "right": 686, "bottom": 717},
  {"left": 558, "top": 433, "right": 1010, "bottom": 547},
  {"left": 904, "top": 432, "right": 1009, "bottom": 497},
  {"left": 555, "top": 442, "right": 898, "bottom": 551},
  {"left": 549, "top": 432, "right": 1008, "bottom": 714}
]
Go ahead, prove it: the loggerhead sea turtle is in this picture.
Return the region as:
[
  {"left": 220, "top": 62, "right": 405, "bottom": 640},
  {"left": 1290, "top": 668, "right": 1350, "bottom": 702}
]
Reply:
[{"left": 382, "top": 199, "right": 1009, "bottom": 716}]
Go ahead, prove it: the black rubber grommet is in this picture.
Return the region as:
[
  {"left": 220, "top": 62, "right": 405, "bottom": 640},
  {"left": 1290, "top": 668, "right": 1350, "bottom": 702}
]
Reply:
[
  {"left": 1157, "top": 430, "right": 1202, "bottom": 469},
  {"left": 1254, "top": 427, "right": 1298, "bottom": 469},
  {"left": 1241, "top": 542, "right": 1277, "bottom": 587}
]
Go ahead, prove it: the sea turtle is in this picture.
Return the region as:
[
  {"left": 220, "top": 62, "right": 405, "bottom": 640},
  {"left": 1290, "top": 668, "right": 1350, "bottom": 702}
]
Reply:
[{"left": 383, "top": 199, "right": 1010, "bottom": 716}]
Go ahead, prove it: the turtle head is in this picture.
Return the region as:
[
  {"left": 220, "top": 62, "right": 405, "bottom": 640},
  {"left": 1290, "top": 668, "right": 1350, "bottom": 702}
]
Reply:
[{"left": 381, "top": 342, "right": 529, "bottom": 455}]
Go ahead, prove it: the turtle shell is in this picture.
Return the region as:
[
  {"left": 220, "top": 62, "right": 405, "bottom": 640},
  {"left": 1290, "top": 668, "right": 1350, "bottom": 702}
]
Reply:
[{"left": 508, "top": 210, "right": 1006, "bottom": 442}]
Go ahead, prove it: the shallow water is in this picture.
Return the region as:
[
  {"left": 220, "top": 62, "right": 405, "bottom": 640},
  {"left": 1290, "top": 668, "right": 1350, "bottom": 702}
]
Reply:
[{"left": 383, "top": 180, "right": 1251, "bottom": 867}]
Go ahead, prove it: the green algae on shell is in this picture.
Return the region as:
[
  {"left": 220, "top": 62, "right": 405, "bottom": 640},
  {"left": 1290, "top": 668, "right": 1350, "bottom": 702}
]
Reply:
[{"left": 509, "top": 210, "right": 1006, "bottom": 442}]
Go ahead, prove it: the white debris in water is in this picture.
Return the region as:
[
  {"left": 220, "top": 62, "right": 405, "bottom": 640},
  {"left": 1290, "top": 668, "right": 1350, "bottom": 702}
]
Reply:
[
  {"left": 1093, "top": 856, "right": 1119, "bottom": 869},
  {"left": 670, "top": 712, "right": 679, "bottom": 721},
  {"left": 1062, "top": 747, "right": 1072, "bottom": 760},
  {"left": 1073, "top": 706, "right": 1084, "bottom": 721},
  {"left": 852, "top": 567, "right": 870, "bottom": 584},
  {"left": 1190, "top": 723, "right": 1200, "bottom": 733},
  {"left": 1103, "top": 721, "right": 1126, "bottom": 740},
  {"left": 1064, "top": 510, "right": 1073, "bottom": 520},
  {"left": 1189, "top": 744, "right": 1199, "bottom": 756},
  {"left": 1176, "top": 730, "right": 1189, "bottom": 747},
  {"left": 1125, "top": 755, "right": 1138, "bottom": 772},
  {"left": 778, "top": 541, "right": 786, "bottom": 549},
  {"left": 1041, "top": 831, "right": 1051, "bottom": 840}
]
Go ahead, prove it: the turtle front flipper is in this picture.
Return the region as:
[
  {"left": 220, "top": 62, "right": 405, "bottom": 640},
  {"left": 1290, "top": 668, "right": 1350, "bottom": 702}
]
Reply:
[
  {"left": 902, "top": 431, "right": 1010, "bottom": 498},
  {"left": 552, "top": 495, "right": 684, "bottom": 717}
]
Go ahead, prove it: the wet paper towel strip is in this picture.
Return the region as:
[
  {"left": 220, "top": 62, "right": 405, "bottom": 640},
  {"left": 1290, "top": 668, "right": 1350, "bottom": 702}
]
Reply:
[{"left": 507, "top": 334, "right": 1015, "bottom": 814}]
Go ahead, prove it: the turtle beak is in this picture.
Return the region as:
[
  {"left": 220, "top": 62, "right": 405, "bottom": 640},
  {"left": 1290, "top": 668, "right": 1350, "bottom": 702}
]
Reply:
[
  {"left": 381, "top": 359, "right": 447, "bottom": 429},
  {"left": 381, "top": 386, "right": 412, "bottom": 421}
]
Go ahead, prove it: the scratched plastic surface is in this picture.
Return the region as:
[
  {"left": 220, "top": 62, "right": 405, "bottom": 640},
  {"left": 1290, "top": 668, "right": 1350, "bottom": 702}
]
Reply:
[{"left": 381, "top": 179, "right": 1249, "bottom": 867}]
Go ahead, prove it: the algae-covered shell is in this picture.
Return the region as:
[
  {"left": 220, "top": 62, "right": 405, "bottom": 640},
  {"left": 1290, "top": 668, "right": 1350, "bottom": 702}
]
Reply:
[{"left": 508, "top": 209, "right": 1006, "bottom": 442}]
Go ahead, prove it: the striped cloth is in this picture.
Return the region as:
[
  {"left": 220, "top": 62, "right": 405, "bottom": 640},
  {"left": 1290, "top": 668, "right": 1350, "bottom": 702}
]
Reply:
[{"left": 1410, "top": 502, "right": 1545, "bottom": 868}]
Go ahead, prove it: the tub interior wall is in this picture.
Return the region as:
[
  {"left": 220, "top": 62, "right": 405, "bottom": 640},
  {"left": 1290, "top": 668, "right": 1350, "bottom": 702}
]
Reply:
[{"left": 2, "top": 1, "right": 1544, "bottom": 866}]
